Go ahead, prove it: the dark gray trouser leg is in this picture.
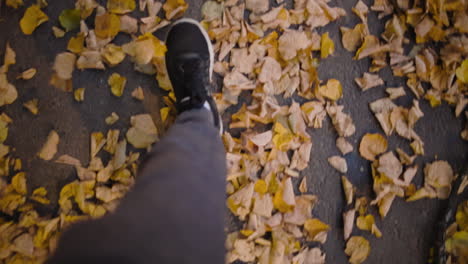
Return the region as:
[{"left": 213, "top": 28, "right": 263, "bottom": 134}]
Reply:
[{"left": 48, "top": 109, "right": 227, "bottom": 264}]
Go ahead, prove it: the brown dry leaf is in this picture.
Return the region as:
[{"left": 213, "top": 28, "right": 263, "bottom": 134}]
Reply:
[
  {"left": 356, "top": 214, "right": 382, "bottom": 238},
  {"left": 258, "top": 57, "right": 281, "bottom": 83},
  {"left": 20, "top": 5, "right": 49, "bottom": 35},
  {"left": 22, "top": 99, "right": 39, "bottom": 116},
  {"left": 359, "top": 133, "right": 388, "bottom": 161},
  {"left": 326, "top": 104, "right": 356, "bottom": 137},
  {"left": 278, "top": 30, "right": 311, "bottom": 61},
  {"left": 17, "top": 68, "right": 37, "bottom": 80},
  {"left": 355, "top": 72, "right": 384, "bottom": 91},
  {"left": 53, "top": 52, "right": 76, "bottom": 80},
  {"left": 12, "top": 233, "right": 34, "bottom": 256},
  {"left": 424, "top": 160, "right": 454, "bottom": 199},
  {"left": 131, "top": 86, "right": 145, "bottom": 101},
  {"left": 245, "top": 0, "right": 269, "bottom": 14},
  {"left": 120, "top": 15, "right": 138, "bottom": 34},
  {"left": 126, "top": 114, "right": 158, "bottom": 149},
  {"left": 108, "top": 73, "right": 127, "bottom": 97},
  {"left": 230, "top": 48, "right": 257, "bottom": 74},
  {"left": 385, "top": 87, "right": 406, "bottom": 100},
  {"left": 328, "top": 156, "right": 348, "bottom": 173},
  {"left": 38, "top": 130, "right": 59, "bottom": 161},
  {"left": 318, "top": 79, "right": 343, "bottom": 101},
  {"left": 105, "top": 112, "right": 119, "bottom": 125},
  {"left": 345, "top": 236, "right": 371, "bottom": 264},
  {"left": 377, "top": 152, "right": 402, "bottom": 179},
  {"left": 342, "top": 176, "right": 355, "bottom": 205},
  {"left": 343, "top": 209, "right": 355, "bottom": 240},
  {"left": 77, "top": 51, "right": 106, "bottom": 70},
  {"left": 74, "top": 88, "right": 85, "bottom": 102}
]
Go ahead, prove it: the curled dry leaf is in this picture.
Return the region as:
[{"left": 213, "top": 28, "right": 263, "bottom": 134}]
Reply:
[
  {"left": 95, "top": 13, "right": 120, "bottom": 39},
  {"left": 102, "top": 44, "right": 126, "bottom": 67},
  {"left": 38, "top": 130, "right": 59, "bottom": 161},
  {"left": 328, "top": 155, "right": 348, "bottom": 173},
  {"left": 377, "top": 151, "right": 402, "bottom": 179},
  {"left": 17, "top": 68, "right": 37, "bottom": 80},
  {"left": 424, "top": 160, "right": 454, "bottom": 199},
  {"left": 386, "top": 87, "right": 406, "bottom": 100},
  {"left": 359, "top": 133, "right": 388, "bottom": 161},
  {"left": 278, "top": 30, "right": 311, "bottom": 61},
  {"left": 345, "top": 236, "right": 371, "bottom": 264},
  {"left": 355, "top": 72, "right": 384, "bottom": 91},
  {"left": 23, "top": 99, "right": 39, "bottom": 115},
  {"left": 342, "top": 176, "right": 355, "bottom": 206},
  {"left": 90, "top": 132, "right": 106, "bottom": 158}
]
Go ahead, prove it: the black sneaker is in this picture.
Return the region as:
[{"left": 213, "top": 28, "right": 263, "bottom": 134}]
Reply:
[{"left": 165, "top": 18, "right": 222, "bottom": 132}]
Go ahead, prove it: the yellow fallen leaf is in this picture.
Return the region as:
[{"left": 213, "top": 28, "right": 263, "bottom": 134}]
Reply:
[
  {"left": 126, "top": 114, "right": 158, "bottom": 148},
  {"left": 105, "top": 112, "right": 119, "bottom": 125},
  {"left": 20, "top": 5, "right": 49, "bottom": 35},
  {"left": 95, "top": 13, "right": 120, "bottom": 39},
  {"left": 356, "top": 214, "right": 382, "bottom": 238},
  {"left": 304, "top": 218, "right": 330, "bottom": 242},
  {"left": 6, "top": 0, "right": 24, "bottom": 9},
  {"left": 74, "top": 88, "right": 85, "bottom": 102},
  {"left": 67, "top": 33, "right": 85, "bottom": 54},
  {"left": 31, "top": 187, "right": 50, "bottom": 204},
  {"left": 11, "top": 172, "right": 27, "bottom": 195},
  {"left": 107, "top": 0, "right": 136, "bottom": 14},
  {"left": 38, "top": 130, "right": 59, "bottom": 161},
  {"left": 102, "top": 44, "right": 126, "bottom": 67},
  {"left": 163, "top": 0, "right": 188, "bottom": 20},
  {"left": 318, "top": 79, "right": 342, "bottom": 101},
  {"left": 108, "top": 73, "right": 127, "bottom": 97},
  {"left": 359, "top": 133, "right": 388, "bottom": 161},
  {"left": 273, "top": 178, "right": 295, "bottom": 213},
  {"left": 52, "top": 26, "right": 65, "bottom": 38},
  {"left": 254, "top": 179, "right": 268, "bottom": 195},
  {"left": 345, "top": 236, "right": 371, "bottom": 264},
  {"left": 23, "top": 99, "right": 39, "bottom": 115},
  {"left": 320, "top": 32, "right": 334, "bottom": 58},
  {"left": 0, "top": 120, "right": 9, "bottom": 143},
  {"left": 456, "top": 59, "right": 468, "bottom": 83},
  {"left": 4, "top": 43, "right": 16, "bottom": 70}
]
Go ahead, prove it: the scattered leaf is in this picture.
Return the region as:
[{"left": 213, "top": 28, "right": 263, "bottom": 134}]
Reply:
[
  {"left": 23, "top": 99, "right": 39, "bottom": 115},
  {"left": 74, "top": 88, "right": 85, "bottom": 102},
  {"left": 345, "top": 236, "right": 371, "bottom": 264},
  {"left": 20, "top": 5, "right": 49, "bottom": 35},
  {"left": 38, "top": 130, "right": 59, "bottom": 161},
  {"left": 59, "top": 9, "right": 81, "bottom": 31},
  {"left": 108, "top": 73, "right": 127, "bottom": 97},
  {"left": 359, "top": 133, "right": 388, "bottom": 161}
]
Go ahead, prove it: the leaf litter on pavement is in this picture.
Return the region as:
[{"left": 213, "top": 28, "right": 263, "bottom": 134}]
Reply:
[{"left": 0, "top": 0, "right": 466, "bottom": 263}]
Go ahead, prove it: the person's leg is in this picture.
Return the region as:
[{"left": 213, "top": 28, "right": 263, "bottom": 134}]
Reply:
[
  {"left": 49, "top": 108, "right": 226, "bottom": 264},
  {"left": 48, "top": 19, "right": 226, "bottom": 264}
]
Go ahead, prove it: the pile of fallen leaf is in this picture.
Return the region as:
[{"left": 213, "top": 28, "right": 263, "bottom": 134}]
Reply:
[{"left": 0, "top": 0, "right": 467, "bottom": 263}]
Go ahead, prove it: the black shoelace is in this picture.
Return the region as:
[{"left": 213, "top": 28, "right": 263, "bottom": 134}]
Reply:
[{"left": 177, "top": 56, "right": 210, "bottom": 111}]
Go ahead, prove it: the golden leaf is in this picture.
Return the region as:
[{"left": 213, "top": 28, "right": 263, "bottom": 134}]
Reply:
[
  {"left": 108, "top": 73, "right": 127, "bottom": 97},
  {"left": 359, "top": 133, "right": 388, "bottom": 161},
  {"left": 20, "top": 5, "right": 49, "bottom": 35}
]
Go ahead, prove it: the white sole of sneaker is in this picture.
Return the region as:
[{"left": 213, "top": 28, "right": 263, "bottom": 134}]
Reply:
[{"left": 172, "top": 18, "right": 214, "bottom": 82}]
